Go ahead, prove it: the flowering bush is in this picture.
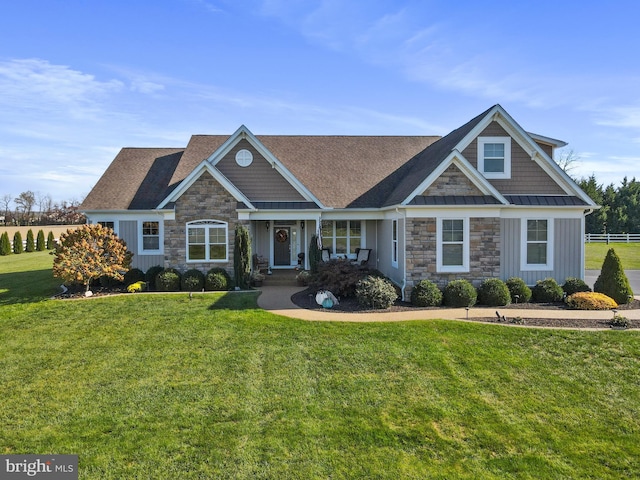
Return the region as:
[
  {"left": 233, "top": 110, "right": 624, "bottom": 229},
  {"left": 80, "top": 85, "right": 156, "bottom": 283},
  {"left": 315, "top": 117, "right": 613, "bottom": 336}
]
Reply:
[{"left": 565, "top": 292, "right": 618, "bottom": 310}]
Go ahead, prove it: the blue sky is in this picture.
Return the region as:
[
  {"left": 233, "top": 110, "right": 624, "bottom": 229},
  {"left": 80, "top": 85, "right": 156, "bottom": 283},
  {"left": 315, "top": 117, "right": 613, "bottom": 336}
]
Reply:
[{"left": 1, "top": 0, "right": 639, "bottom": 205}]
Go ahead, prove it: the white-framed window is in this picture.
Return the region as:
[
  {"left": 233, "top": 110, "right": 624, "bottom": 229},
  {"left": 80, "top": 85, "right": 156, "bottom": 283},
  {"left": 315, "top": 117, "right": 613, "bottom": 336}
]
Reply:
[
  {"left": 391, "top": 219, "right": 398, "bottom": 268},
  {"left": 140, "top": 220, "right": 162, "bottom": 254},
  {"left": 98, "top": 221, "right": 115, "bottom": 230},
  {"left": 235, "top": 149, "right": 253, "bottom": 167},
  {"left": 437, "top": 218, "right": 469, "bottom": 273},
  {"left": 321, "top": 220, "right": 362, "bottom": 256},
  {"left": 186, "top": 220, "right": 228, "bottom": 262},
  {"left": 477, "top": 136, "right": 511, "bottom": 179},
  {"left": 521, "top": 219, "right": 553, "bottom": 271}
]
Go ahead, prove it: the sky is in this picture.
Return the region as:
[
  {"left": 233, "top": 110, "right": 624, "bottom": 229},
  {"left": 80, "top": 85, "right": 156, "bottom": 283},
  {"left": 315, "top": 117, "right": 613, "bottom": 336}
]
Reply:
[{"left": 1, "top": 0, "right": 639, "bottom": 206}]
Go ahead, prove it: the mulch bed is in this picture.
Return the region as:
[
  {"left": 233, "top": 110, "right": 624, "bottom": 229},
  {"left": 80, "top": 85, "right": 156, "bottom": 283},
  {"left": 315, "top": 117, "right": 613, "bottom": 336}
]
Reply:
[{"left": 291, "top": 288, "right": 640, "bottom": 329}]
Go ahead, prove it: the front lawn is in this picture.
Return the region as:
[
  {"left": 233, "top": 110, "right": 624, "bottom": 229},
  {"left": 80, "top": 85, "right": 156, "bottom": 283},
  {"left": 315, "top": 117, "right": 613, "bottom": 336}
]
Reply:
[
  {"left": 1, "top": 250, "right": 639, "bottom": 478},
  {"left": 585, "top": 242, "right": 640, "bottom": 269}
]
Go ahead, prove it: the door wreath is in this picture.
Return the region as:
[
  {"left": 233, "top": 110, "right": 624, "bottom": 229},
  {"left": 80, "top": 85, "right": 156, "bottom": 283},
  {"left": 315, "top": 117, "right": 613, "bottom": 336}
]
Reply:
[{"left": 276, "top": 229, "right": 288, "bottom": 243}]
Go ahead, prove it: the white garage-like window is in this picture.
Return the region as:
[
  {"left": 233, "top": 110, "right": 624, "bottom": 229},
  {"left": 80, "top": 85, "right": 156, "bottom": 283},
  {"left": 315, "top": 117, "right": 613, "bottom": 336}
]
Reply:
[{"left": 186, "top": 220, "right": 228, "bottom": 262}]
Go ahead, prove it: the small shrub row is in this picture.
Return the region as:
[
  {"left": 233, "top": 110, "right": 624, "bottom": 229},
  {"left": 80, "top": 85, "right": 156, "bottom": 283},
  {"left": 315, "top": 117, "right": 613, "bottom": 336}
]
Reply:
[
  {"left": 121, "top": 265, "right": 233, "bottom": 292},
  {"left": 0, "top": 229, "right": 56, "bottom": 256}
]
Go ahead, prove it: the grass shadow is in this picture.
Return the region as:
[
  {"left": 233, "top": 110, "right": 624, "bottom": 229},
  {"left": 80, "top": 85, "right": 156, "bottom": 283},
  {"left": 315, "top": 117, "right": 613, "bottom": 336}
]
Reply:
[
  {"left": 207, "top": 291, "right": 260, "bottom": 310},
  {"left": 0, "top": 268, "right": 61, "bottom": 305}
]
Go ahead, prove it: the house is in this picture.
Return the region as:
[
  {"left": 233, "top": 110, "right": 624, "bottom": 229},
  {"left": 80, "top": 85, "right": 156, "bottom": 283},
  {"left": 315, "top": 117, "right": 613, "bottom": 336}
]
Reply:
[{"left": 81, "top": 104, "right": 597, "bottom": 299}]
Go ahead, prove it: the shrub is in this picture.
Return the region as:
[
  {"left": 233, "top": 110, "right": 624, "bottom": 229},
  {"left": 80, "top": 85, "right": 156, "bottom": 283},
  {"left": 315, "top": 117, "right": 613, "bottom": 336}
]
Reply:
[
  {"left": 410, "top": 280, "right": 442, "bottom": 307},
  {"left": 309, "top": 235, "right": 323, "bottom": 274},
  {"left": 531, "top": 278, "right": 564, "bottom": 303},
  {"left": 36, "top": 229, "right": 46, "bottom": 251},
  {"left": 99, "top": 275, "right": 123, "bottom": 288},
  {"left": 296, "top": 270, "right": 312, "bottom": 286},
  {"left": 127, "top": 281, "right": 146, "bottom": 293},
  {"left": 25, "top": 229, "right": 35, "bottom": 252},
  {"left": 155, "top": 268, "right": 182, "bottom": 292},
  {"left": 443, "top": 279, "right": 477, "bottom": 307},
  {"left": 46, "top": 231, "right": 55, "bottom": 249},
  {"left": 505, "top": 277, "right": 532, "bottom": 303},
  {"left": 477, "top": 278, "right": 511, "bottom": 306},
  {"left": 123, "top": 268, "right": 146, "bottom": 286},
  {"left": 13, "top": 231, "right": 23, "bottom": 254},
  {"left": 145, "top": 265, "right": 164, "bottom": 290},
  {"left": 0, "top": 232, "right": 10, "bottom": 256},
  {"left": 610, "top": 315, "right": 630, "bottom": 329},
  {"left": 562, "top": 277, "right": 591, "bottom": 296},
  {"left": 311, "top": 259, "right": 367, "bottom": 298},
  {"left": 355, "top": 275, "right": 398, "bottom": 309},
  {"left": 594, "top": 248, "right": 634, "bottom": 304},
  {"left": 565, "top": 292, "right": 617, "bottom": 310},
  {"left": 182, "top": 269, "right": 205, "bottom": 291},
  {"left": 234, "top": 225, "right": 251, "bottom": 289},
  {"left": 205, "top": 268, "right": 232, "bottom": 291}
]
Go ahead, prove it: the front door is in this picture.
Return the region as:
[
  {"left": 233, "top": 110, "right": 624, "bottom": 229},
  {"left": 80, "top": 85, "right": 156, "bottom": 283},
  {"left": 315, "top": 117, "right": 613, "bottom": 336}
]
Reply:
[{"left": 273, "top": 227, "right": 291, "bottom": 266}]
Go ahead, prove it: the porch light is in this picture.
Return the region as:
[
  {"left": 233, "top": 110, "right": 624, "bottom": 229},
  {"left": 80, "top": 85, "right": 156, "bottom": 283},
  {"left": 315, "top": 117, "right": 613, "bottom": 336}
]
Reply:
[
  {"left": 266, "top": 221, "right": 270, "bottom": 230},
  {"left": 300, "top": 221, "right": 305, "bottom": 230}
]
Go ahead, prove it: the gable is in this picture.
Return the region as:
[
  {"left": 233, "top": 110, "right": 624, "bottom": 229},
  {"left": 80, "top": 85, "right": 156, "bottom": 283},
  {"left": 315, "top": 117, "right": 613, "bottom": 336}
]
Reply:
[
  {"left": 215, "top": 139, "right": 306, "bottom": 202},
  {"left": 421, "top": 164, "right": 485, "bottom": 197},
  {"left": 462, "top": 121, "right": 565, "bottom": 195}
]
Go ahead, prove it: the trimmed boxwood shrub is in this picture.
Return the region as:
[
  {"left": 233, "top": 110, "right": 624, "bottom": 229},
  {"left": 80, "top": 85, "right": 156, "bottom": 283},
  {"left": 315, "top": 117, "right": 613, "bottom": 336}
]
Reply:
[
  {"left": 182, "top": 269, "right": 205, "bottom": 291},
  {"left": 123, "top": 268, "right": 146, "bottom": 286},
  {"left": 531, "top": 278, "right": 564, "bottom": 303},
  {"left": 562, "top": 277, "right": 591, "bottom": 296},
  {"left": 205, "top": 267, "right": 232, "bottom": 291},
  {"left": 505, "top": 277, "right": 532, "bottom": 303},
  {"left": 443, "top": 279, "right": 477, "bottom": 307},
  {"left": 477, "top": 278, "right": 511, "bottom": 306},
  {"left": 355, "top": 275, "right": 398, "bottom": 309},
  {"left": 566, "top": 292, "right": 617, "bottom": 310},
  {"left": 411, "top": 279, "right": 442, "bottom": 307},
  {"left": 145, "top": 265, "right": 164, "bottom": 290},
  {"left": 155, "top": 268, "right": 182, "bottom": 292}
]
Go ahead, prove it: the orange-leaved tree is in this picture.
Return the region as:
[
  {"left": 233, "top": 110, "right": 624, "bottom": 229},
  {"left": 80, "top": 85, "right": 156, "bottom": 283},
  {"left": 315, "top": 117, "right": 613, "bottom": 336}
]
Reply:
[{"left": 53, "top": 224, "right": 133, "bottom": 292}]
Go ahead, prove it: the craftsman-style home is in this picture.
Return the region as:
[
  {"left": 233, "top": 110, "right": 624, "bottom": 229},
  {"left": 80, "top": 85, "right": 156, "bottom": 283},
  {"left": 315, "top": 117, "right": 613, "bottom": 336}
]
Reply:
[{"left": 81, "top": 105, "right": 597, "bottom": 298}]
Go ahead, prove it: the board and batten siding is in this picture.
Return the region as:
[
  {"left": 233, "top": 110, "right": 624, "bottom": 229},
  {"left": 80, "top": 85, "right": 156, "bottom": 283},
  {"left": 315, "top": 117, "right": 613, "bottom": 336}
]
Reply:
[
  {"left": 119, "top": 220, "right": 164, "bottom": 272},
  {"left": 500, "top": 218, "right": 583, "bottom": 285}
]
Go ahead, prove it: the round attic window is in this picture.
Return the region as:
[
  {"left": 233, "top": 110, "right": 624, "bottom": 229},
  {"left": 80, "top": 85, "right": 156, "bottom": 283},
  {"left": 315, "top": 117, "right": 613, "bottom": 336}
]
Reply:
[{"left": 235, "top": 149, "right": 253, "bottom": 167}]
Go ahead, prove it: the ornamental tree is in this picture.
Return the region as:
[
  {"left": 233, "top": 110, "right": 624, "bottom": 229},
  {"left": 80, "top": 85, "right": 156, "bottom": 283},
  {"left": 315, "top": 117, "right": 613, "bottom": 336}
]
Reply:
[{"left": 52, "top": 224, "right": 132, "bottom": 292}]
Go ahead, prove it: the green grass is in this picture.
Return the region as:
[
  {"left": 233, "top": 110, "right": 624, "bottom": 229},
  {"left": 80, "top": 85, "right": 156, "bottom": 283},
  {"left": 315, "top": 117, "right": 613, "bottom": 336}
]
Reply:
[
  {"left": 0, "top": 251, "right": 60, "bottom": 304},
  {"left": 585, "top": 242, "right": 640, "bottom": 270},
  {"left": 1, "top": 252, "right": 639, "bottom": 478}
]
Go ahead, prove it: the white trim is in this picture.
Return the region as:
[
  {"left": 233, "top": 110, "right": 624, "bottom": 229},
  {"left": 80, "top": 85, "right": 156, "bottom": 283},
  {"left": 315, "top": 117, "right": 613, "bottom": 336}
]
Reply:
[
  {"left": 391, "top": 218, "right": 399, "bottom": 268},
  {"left": 436, "top": 217, "right": 469, "bottom": 273},
  {"left": 186, "top": 219, "right": 229, "bottom": 263},
  {"left": 520, "top": 218, "right": 554, "bottom": 271},
  {"left": 138, "top": 218, "right": 163, "bottom": 255},
  {"left": 477, "top": 136, "right": 511, "bottom": 179}
]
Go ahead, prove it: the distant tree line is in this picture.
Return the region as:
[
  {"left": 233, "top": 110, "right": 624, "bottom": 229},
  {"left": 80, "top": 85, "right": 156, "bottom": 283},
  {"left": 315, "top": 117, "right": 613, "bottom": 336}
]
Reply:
[
  {"left": 1, "top": 190, "right": 86, "bottom": 226},
  {"left": 578, "top": 176, "right": 640, "bottom": 234}
]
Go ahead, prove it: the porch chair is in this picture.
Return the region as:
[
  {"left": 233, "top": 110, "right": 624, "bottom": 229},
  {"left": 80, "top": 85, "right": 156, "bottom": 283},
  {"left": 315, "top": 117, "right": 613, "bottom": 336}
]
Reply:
[
  {"left": 252, "top": 254, "right": 268, "bottom": 273},
  {"left": 351, "top": 248, "right": 371, "bottom": 267}
]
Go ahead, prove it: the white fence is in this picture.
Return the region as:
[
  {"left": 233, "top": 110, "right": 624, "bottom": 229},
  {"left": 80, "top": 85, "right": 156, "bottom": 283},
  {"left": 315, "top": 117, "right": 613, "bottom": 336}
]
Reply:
[{"left": 585, "top": 233, "right": 640, "bottom": 243}]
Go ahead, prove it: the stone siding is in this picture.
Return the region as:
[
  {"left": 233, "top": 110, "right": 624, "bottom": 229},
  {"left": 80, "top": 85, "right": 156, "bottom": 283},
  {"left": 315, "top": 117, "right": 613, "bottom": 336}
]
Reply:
[
  {"left": 422, "top": 164, "right": 484, "bottom": 196},
  {"left": 164, "top": 172, "right": 246, "bottom": 275},
  {"left": 405, "top": 217, "right": 501, "bottom": 297}
]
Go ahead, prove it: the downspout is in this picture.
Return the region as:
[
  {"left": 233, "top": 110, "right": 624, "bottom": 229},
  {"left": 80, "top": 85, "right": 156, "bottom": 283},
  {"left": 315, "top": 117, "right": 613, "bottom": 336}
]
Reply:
[{"left": 398, "top": 207, "right": 408, "bottom": 302}]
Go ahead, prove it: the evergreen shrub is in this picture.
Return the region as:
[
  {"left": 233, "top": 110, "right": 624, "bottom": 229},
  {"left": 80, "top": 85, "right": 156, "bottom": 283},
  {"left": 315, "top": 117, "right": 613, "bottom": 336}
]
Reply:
[
  {"left": 36, "top": 230, "right": 46, "bottom": 251},
  {"left": 155, "top": 268, "right": 182, "bottom": 292},
  {"left": 46, "top": 231, "right": 55, "bottom": 249},
  {"left": 205, "top": 267, "right": 232, "bottom": 291},
  {"left": 0, "top": 232, "right": 11, "bottom": 256},
  {"left": 410, "top": 279, "right": 442, "bottom": 307},
  {"left": 355, "top": 275, "right": 398, "bottom": 309},
  {"left": 562, "top": 277, "right": 591, "bottom": 296},
  {"left": 531, "top": 278, "right": 564, "bottom": 303},
  {"left": 477, "top": 278, "right": 511, "bottom": 306},
  {"left": 145, "top": 265, "right": 164, "bottom": 290},
  {"left": 25, "top": 229, "right": 35, "bottom": 252},
  {"left": 13, "top": 232, "right": 23, "bottom": 254},
  {"left": 123, "top": 268, "right": 146, "bottom": 286},
  {"left": 593, "top": 248, "right": 634, "bottom": 304},
  {"left": 505, "top": 277, "right": 532, "bottom": 303},
  {"left": 565, "top": 292, "right": 617, "bottom": 310},
  {"left": 182, "top": 269, "right": 205, "bottom": 291},
  {"left": 443, "top": 279, "right": 477, "bottom": 307}
]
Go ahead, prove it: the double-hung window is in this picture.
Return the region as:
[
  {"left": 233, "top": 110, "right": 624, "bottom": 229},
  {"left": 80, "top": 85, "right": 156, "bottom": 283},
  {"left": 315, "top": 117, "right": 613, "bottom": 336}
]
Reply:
[
  {"left": 187, "top": 220, "right": 228, "bottom": 262},
  {"left": 141, "top": 221, "right": 161, "bottom": 253},
  {"left": 391, "top": 219, "right": 398, "bottom": 268},
  {"left": 522, "top": 219, "right": 553, "bottom": 270},
  {"left": 437, "top": 218, "right": 469, "bottom": 272},
  {"left": 321, "top": 220, "right": 362, "bottom": 256},
  {"left": 478, "top": 137, "right": 511, "bottom": 179}
]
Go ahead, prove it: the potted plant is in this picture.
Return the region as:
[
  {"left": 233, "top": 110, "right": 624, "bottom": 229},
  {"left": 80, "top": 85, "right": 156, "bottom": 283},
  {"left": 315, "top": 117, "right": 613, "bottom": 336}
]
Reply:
[{"left": 251, "top": 271, "right": 265, "bottom": 287}]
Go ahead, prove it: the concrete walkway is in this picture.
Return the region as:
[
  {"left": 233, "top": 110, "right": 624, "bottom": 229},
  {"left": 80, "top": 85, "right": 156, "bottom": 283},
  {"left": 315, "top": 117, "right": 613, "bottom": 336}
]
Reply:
[{"left": 256, "top": 285, "right": 640, "bottom": 325}]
